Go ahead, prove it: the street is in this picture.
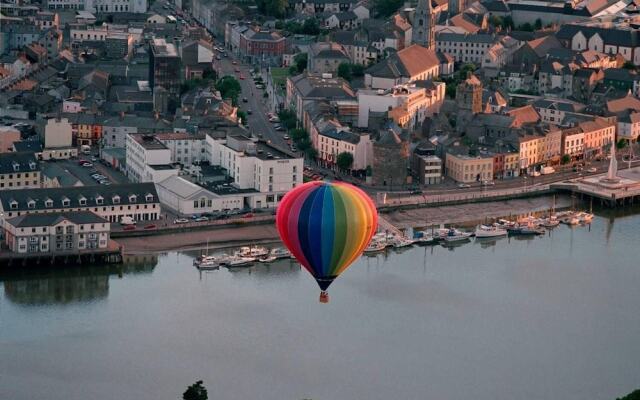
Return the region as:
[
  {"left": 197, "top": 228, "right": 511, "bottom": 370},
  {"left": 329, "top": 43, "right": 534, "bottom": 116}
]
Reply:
[{"left": 214, "top": 56, "right": 290, "bottom": 152}]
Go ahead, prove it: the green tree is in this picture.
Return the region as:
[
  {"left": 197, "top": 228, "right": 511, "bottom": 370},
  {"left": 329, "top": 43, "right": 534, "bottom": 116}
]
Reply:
[
  {"left": 337, "top": 62, "right": 352, "bottom": 81},
  {"left": 256, "top": 0, "right": 287, "bottom": 17},
  {"left": 561, "top": 154, "right": 571, "bottom": 165},
  {"left": 294, "top": 53, "right": 307, "bottom": 73},
  {"left": 503, "top": 16, "right": 515, "bottom": 29},
  {"left": 183, "top": 380, "right": 207, "bottom": 400},
  {"left": 623, "top": 60, "right": 637, "bottom": 70},
  {"left": 351, "top": 64, "right": 364, "bottom": 77},
  {"left": 215, "top": 76, "right": 242, "bottom": 104},
  {"left": 617, "top": 138, "right": 628, "bottom": 149},
  {"left": 237, "top": 110, "right": 248, "bottom": 125},
  {"left": 373, "top": 0, "right": 403, "bottom": 17},
  {"left": 534, "top": 18, "right": 542, "bottom": 30},
  {"left": 519, "top": 22, "right": 534, "bottom": 32},
  {"left": 290, "top": 128, "right": 307, "bottom": 141},
  {"left": 302, "top": 18, "right": 320, "bottom": 35},
  {"left": 336, "top": 152, "right": 354, "bottom": 171},
  {"left": 277, "top": 109, "right": 298, "bottom": 129}
]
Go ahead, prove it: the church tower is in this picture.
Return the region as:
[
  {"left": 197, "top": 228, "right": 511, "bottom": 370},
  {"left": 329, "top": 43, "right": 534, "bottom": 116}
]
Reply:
[{"left": 413, "top": 0, "right": 436, "bottom": 49}]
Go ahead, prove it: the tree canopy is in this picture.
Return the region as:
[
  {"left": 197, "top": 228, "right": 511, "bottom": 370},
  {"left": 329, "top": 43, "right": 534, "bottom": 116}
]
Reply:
[
  {"left": 183, "top": 380, "right": 207, "bottom": 400},
  {"left": 255, "top": 0, "right": 287, "bottom": 17},
  {"left": 373, "top": 0, "right": 403, "bottom": 17},
  {"left": 215, "top": 76, "right": 242, "bottom": 104},
  {"left": 336, "top": 152, "right": 354, "bottom": 170},
  {"left": 617, "top": 389, "right": 640, "bottom": 400}
]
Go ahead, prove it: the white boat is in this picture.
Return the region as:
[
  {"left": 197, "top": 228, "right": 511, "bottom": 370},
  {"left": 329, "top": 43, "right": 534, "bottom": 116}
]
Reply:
[
  {"left": 576, "top": 212, "right": 594, "bottom": 223},
  {"left": 270, "top": 247, "right": 291, "bottom": 259},
  {"left": 364, "top": 239, "right": 386, "bottom": 253},
  {"left": 258, "top": 255, "right": 277, "bottom": 263},
  {"left": 197, "top": 258, "right": 220, "bottom": 270},
  {"left": 414, "top": 232, "right": 436, "bottom": 244},
  {"left": 390, "top": 236, "right": 415, "bottom": 248},
  {"left": 443, "top": 228, "right": 471, "bottom": 243},
  {"left": 435, "top": 227, "right": 471, "bottom": 239},
  {"left": 222, "top": 255, "right": 255, "bottom": 267},
  {"left": 563, "top": 216, "right": 580, "bottom": 225},
  {"left": 494, "top": 219, "right": 516, "bottom": 228},
  {"left": 235, "top": 246, "right": 269, "bottom": 258},
  {"left": 539, "top": 217, "right": 560, "bottom": 228},
  {"left": 475, "top": 224, "right": 508, "bottom": 238}
]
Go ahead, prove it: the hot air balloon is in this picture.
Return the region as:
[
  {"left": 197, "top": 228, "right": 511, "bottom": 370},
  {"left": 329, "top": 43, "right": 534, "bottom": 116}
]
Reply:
[{"left": 276, "top": 181, "right": 378, "bottom": 303}]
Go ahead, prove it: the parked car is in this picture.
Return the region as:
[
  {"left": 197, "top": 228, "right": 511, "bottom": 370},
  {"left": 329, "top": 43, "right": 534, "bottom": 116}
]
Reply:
[
  {"left": 587, "top": 167, "right": 597, "bottom": 173},
  {"left": 232, "top": 60, "right": 237, "bottom": 65},
  {"left": 234, "top": 67, "right": 240, "bottom": 72},
  {"left": 531, "top": 171, "right": 541, "bottom": 177},
  {"left": 410, "top": 189, "right": 423, "bottom": 195},
  {"left": 194, "top": 216, "right": 209, "bottom": 222},
  {"left": 283, "top": 135, "right": 290, "bottom": 140},
  {"left": 275, "top": 126, "right": 285, "bottom": 131},
  {"left": 239, "top": 74, "right": 245, "bottom": 80},
  {"left": 247, "top": 109, "right": 252, "bottom": 115},
  {"left": 290, "top": 145, "right": 297, "bottom": 152},
  {"left": 123, "top": 225, "right": 136, "bottom": 231},
  {"left": 242, "top": 97, "right": 248, "bottom": 103},
  {"left": 241, "top": 213, "right": 254, "bottom": 219},
  {"left": 482, "top": 180, "right": 495, "bottom": 186},
  {"left": 458, "top": 183, "right": 471, "bottom": 188},
  {"left": 81, "top": 162, "right": 93, "bottom": 167},
  {"left": 144, "top": 224, "right": 157, "bottom": 230}
]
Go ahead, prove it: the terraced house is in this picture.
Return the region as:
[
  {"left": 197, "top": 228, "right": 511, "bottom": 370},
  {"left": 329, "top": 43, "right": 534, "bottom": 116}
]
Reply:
[
  {"left": 0, "top": 152, "right": 40, "bottom": 190},
  {"left": 0, "top": 183, "right": 160, "bottom": 223}
]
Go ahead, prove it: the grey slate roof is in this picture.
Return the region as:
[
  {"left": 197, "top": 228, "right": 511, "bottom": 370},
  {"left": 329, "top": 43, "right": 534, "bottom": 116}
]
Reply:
[
  {"left": 0, "top": 183, "right": 159, "bottom": 212},
  {"left": 12, "top": 141, "right": 43, "bottom": 153},
  {"left": 6, "top": 211, "right": 107, "bottom": 228},
  {"left": 0, "top": 152, "right": 39, "bottom": 175},
  {"left": 436, "top": 32, "right": 498, "bottom": 44},
  {"left": 556, "top": 24, "right": 639, "bottom": 47}
]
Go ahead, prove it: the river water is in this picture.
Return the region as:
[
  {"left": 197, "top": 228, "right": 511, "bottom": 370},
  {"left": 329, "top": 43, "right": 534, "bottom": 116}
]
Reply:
[{"left": 1, "top": 211, "right": 640, "bottom": 400}]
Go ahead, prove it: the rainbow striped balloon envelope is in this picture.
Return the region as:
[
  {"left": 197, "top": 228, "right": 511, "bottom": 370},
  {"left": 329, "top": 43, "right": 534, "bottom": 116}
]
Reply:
[{"left": 276, "top": 181, "right": 378, "bottom": 302}]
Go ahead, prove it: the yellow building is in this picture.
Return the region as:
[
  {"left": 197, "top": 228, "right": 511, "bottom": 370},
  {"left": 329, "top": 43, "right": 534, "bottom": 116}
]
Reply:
[{"left": 445, "top": 152, "right": 494, "bottom": 183}]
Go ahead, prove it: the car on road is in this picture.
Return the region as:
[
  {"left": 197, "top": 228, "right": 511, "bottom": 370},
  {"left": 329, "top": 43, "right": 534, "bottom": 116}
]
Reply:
[
  {"left": 144, "top": 224, "right": 157, "bottom": 230},
  {"left": 283, "top": 134, "right": 290, "bottom": 140},
  {"left": 411, "top": 189, "right": 423, "bottom": 195},
  {"left": 242, "top": 97, "right": 248, "bottom": 103},
  {"left": 531, "top": 171, "right": 541, "bottom": 177},
  {"left": 290, "top": 145, "right": 297, "bottom": 152},
  {"left": 458, "top": 183, "right": 471, "bottom": 188},
  {"left": 81, "top": 162, "right": 93, "bottom": 167},
  {"left": 194, "top": 216, "right": 209, "bottom": 222},
  {"left": 482, "top": 180, "right": 495, "bottom": 186},
  {"left": 241, "top": 213, "right": 254, "bottom": 219},
  {"left": 247, "top": 109, "right": 252, "bottom": 114},
  {"left": 256, "top": 132, "right": 263, "bottom": 138},
  {"left": 255, "top": 84, "right": 264, "bottom": 89},
  {"left": 239, "top": 74, "right": 245, "bottom": 80},
  {"left": 173, "top": 218, "right": 189, "bottom": 224},
  {"left": 234, "top": 67, "right": 240, "bottom": 73},
  {"left": 587, "top": 167, "right": 597, "bottom": 173},
  {"left": 123, "top": 225, "right": 136, "bottom": 231},
  {"left": 216, "top": 55, "right": 221, "bottom": 60},
  {"left": 275, "top": 126, "right": 285, "bottom": 131},
  {"left": 232, "top": 60, "right": 237, "bottom": 65}
]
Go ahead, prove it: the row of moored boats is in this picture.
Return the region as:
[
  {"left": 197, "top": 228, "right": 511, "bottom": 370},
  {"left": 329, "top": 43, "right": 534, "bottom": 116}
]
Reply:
[
  {"left": 193, "top": 246, "right": 292, "bottom": 270},
  {"left": 363, "top": 211, "right": 594, "bottom": 254}
]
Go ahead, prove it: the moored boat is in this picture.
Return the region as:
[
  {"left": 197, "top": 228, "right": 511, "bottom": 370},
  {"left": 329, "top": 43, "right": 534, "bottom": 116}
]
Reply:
[
  {"left": 364, "top": 239, "right": 386, "bottom": 254},
  {"left": 475, "top": 224, "right": 508, "bottom": 238},
  {"left": 270, "top": 247, "right": 291, "bottom": 259}
]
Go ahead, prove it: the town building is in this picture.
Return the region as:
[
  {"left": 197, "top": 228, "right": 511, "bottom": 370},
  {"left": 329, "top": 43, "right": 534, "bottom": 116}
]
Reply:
[
  {"left": 308, "top": 42, "right": 351, "bottom": 74},
  {"left": 517, "top": 125, "right": 562, "bottom": 173},
  {"left": 445, "top": 151, "right": 494, "bottom": 183},
  {"left": 3, "top": 212, "right": 110, "bottom": 254},
  {"left": 0, "top": 152, "right": 40, "bottom": 190},
  {"left": 286, "top": 73, "right": 356, "bottom": 121},
  {"left": 125, "top": 134, "right": 178, "bottom": 183},
  {"left": 357, "top": 81, "right": 445, "bottom": 130},
  {"left": 155, "top": 132, "right": 207, "bottom": 166},
  {"left": 310, "top": 118, "right": 373, "bottom": 171},
  {"left": 364, "top": 44, "right": 443, "bottom": 89},
  {"left": 413, "top": 0, "right": 436, "bottom": 49},
  {"left": 0, "top": 126, "right": 21, "bottom": 153},
  {"left": 0, "top": 183, "right": 161, "bottom": 223},
  {"left": 411, "top": 141, "right": 442, "bottom": 185},
  {"left": 149, "top": 38, "right": 182, "bottom": 97},
  {"left": 40, "top": 117, "right": 78, "bottom": 160},
  {"left": 435, "top": 33, "right": 499, "bottom": 64}
]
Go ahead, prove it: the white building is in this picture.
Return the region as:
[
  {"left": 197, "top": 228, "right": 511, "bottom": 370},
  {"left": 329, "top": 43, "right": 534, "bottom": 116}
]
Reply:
[
  {"left": 207, "top": 135, "right": 303, "bottom": 195},
  {"left": 3, "top": 212, "right": 110, "bottom": 254},
  {"left": 357, "top": 82, "right": 445, "bottom": 129},
  {"left": 47, "top": 0, "right": 147, "bottom": 12},
  {"left": 309, "top": 118, "right": 372, "bottom": 170},
  {"left": 125, "top": 134, "right": 178, "bottom": 183},
  {"left": 617, "top": 111, "right": 640, "bottom": 142},
  {"left": 41, "top": 117, "right": 78, "bottom": 160},
  {"left": 436, "top": 32, "right": 499, "bottom": 64},
  {"left": 155, "top": 132, "right": 207, "bottom": 166},
  {"left": 157, "top": 175, "right": 245, "bottom": 215},
  {"left": 0, "top": 183, "right": 161, "bottom": 223}
]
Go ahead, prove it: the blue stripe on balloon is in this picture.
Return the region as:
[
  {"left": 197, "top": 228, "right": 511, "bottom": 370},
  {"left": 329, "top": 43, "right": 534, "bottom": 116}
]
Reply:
[
  {"left": 297, "top": 185, "right": 321, "bottom": 277},
  {"left": 307, "top": 185, "right": 326, "bottom": 276},
  {"left": 320, "top": 186, "right": 335, "bottom": 277}
]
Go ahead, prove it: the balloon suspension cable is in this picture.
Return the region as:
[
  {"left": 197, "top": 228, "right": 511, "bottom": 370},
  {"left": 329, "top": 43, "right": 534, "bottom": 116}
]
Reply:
[{"left": 319, "top": 291, "right": 330, "bottom": 304}]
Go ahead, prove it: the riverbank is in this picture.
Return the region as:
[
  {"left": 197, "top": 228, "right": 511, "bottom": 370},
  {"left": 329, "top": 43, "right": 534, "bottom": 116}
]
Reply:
[
  {"left": 384, "top": 193, "right": 573, "bottom": 229},
  {"left": 118, "top": 194, "right": 575, "bottom": 254}
]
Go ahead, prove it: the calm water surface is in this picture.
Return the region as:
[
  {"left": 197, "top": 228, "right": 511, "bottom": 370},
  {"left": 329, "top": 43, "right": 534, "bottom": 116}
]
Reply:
[{"left": 1, "top": 212, "right": 640, "bottom": 400}]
